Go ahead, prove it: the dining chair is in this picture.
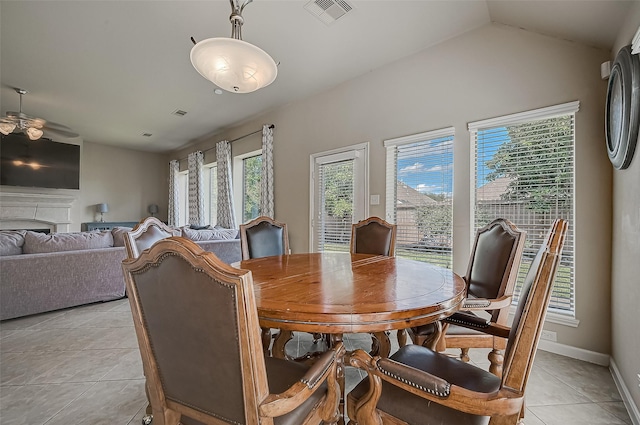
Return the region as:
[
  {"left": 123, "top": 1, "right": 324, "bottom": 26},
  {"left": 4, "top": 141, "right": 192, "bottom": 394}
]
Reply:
[
  {"left": 347, "top": 219, "right": 568, "bottom": 425},
  {"left": 124, "top": 216, "right": 180, "bottom": 259},
  {"left": 403, "top": 218, "right": 526, "bottom": 376},
  {"left": 122, "top": 236, "right": 344, "bottom": 425},
  {"left": 350, "top": 216, "right": 397, "bottom": 257},
  {"left": 240, "top": 216, "right": 299, "bottom": 355},
  {"left": 240, "top": 215, "right": 290, "bottom": 261},
  {"left": 350, "top": 217, "right": 397, "bottom": 357},
  {"left": 123, "top": 216, "right": 181, "bottom": 425}
]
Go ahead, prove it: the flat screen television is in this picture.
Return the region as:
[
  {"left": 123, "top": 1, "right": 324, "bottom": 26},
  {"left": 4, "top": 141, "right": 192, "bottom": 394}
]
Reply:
[{"left": 0, "top": 133, "right": 80, "bottom": 189}]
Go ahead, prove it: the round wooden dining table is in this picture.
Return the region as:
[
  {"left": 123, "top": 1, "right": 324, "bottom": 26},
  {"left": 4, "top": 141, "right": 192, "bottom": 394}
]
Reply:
[
  {"left": 238, "top": 251, "right": 466, "bottom": 424},
  {"left": 237, "top": 252, "right": 467, "bottom": 358}
]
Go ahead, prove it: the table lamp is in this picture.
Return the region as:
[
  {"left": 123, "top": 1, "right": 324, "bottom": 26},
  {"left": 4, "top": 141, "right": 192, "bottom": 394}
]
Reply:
[
  {"left": 97, "top": 203, "right": 109, "bottom": 222},
  {"left": 148, "top": 204, "right": 159, "bottom": 217}
]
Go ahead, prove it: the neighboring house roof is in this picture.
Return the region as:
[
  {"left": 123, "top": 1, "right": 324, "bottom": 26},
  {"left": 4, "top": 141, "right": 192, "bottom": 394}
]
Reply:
[
  {"left": 476, "top": 176, "right": 514, "bottom": 201},
  {"left": 396, "top": 181, "right": 438, "bottom": 208}
]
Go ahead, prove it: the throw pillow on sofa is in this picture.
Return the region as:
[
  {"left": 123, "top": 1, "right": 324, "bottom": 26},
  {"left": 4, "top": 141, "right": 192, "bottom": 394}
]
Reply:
[
  {"left": 23, "top": 230, "right": 114, "bottom": 254},
  {"left": 182, "top": 226, "right": 238, "bottom": 241},
  {"left": 111, "top": 227, "right": 133, "bottom": 247},
  {"left": 0, "top": 230, "right": 27, "bottom": 256},
  {"left": 187, "top": 224, "right": 212, "bottom": 230}
]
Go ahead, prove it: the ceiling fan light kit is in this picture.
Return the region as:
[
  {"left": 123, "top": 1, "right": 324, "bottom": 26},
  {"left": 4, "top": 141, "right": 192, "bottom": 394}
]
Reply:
[
  {"left": 1, "top": 88, "right": 78, "bottom": 140},
  {"left": 190, "top": 0, "right": 277, "bottom": 94}
]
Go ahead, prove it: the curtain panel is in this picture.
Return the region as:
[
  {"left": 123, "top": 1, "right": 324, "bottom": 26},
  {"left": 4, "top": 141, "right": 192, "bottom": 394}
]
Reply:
[
  {"left": 168, "top": 159, "right": 180, "bottom": 227},
  {"left": 188, "top": 151, "right": 205, "bottom": 226},
  {"left": 216, "top": 140, "right": 237, "bottom": 229},
  {"left": 260, "top": 124, "right": 275, "bottom": 218}
]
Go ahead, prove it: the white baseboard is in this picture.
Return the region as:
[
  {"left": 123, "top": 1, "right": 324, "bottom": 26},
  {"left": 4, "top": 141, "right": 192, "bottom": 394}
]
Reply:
[
  {"left": 610, "top": 359, "right": 640, "bottom": 425},
  {"left": 537, "top": 339, "right": 610, "bottom": 366}
]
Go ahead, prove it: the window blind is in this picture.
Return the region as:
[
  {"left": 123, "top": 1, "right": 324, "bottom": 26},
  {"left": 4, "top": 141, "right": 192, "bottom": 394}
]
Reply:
[
  {"left": 385, "top": 128, "right": 454, "bottom": 269},
  {"left": 470, "top": 102, "right": 578, "bottom": 314},
  {"left": 315, "top": 159, "right": 354, "bottom": 252}
]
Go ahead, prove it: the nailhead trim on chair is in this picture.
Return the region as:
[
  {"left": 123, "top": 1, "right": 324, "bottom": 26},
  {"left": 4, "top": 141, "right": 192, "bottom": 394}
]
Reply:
[
  {"left": 444, "top": 315, "right": 490, "bottom": 328},
  {"left": 376, "top": 359, "right": 451, "bottom": 397},
  {"left": 462, "top": 300, "right": 491, "bottom": 308}
]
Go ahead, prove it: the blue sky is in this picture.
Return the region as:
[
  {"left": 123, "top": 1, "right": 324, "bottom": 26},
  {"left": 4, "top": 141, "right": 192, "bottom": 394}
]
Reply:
[
  {"left": 397, "top": 136, "right": 454, "bottom": 196},
  {"left": 396, "top": 128, "right": 509, "bottom": 195}
]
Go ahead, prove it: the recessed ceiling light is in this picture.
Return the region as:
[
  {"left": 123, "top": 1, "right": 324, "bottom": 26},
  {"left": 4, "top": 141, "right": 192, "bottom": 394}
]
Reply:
[{"left": 214, "top": 88, "right": 223, "bottom": 95}]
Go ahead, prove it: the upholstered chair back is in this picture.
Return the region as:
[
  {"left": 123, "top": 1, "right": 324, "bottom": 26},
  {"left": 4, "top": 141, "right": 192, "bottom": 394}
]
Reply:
[
  {"left": 240, "top": 216, "right": 289, "bottom": 260},
  {"left": 466, "top": 219, "right": 525, "bottom": 322},
  {"left": 501, "top": 219, "right": 568, "bottom": 393},
  {"left": 350, "top": 217, "right": 397, "bottom": 257},
  {"left": 124, "top": 217, "right": 180, "bottom": 259}
]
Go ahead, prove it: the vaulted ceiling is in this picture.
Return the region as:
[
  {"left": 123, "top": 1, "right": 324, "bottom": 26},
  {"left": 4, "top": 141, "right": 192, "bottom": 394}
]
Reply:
[{"left": 0, "top": 1, "right": 632, "bottom": 152}]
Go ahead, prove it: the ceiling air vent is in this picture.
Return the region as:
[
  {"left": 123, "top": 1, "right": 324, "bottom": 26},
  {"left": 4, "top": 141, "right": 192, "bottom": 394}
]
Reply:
[
  {"left": 304, "top": 0, "right": 354, "bottom": 26},
  {"left": 172, "top": 109, "right": 187, "bottom": 117}
]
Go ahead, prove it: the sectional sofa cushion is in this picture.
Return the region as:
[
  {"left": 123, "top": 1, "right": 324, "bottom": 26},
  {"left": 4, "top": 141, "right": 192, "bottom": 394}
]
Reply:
[
  {"left": 0, "top": 230, "right": 27, "bottom": 256},
  {"left": 182, "top": 226, "right": 238, "bottom": 241},
  {"left": 23, "top": 230, "right": 114, "bottom": 254}
]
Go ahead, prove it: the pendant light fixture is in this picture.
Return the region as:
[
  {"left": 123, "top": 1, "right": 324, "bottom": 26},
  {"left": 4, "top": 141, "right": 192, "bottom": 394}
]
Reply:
[{"left": 190, "top": 0, "right": 277, "bottom": 94}]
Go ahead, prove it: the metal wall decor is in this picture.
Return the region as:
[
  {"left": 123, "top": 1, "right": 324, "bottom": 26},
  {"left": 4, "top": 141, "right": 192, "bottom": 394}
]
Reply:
[{"left": 605, "top": 45, "right": 639, "bottom": 170}]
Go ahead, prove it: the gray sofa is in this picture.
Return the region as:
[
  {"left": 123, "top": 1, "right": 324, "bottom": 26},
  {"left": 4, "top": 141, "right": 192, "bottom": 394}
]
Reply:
[{"left": 0, "top": 228, "right": 241, "bottom": 321}]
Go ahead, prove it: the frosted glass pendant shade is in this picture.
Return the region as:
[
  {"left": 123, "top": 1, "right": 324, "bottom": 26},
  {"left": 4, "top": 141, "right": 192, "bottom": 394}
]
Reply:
[{"left": 190, "top": 38, "right": 277, "bottom": 94}]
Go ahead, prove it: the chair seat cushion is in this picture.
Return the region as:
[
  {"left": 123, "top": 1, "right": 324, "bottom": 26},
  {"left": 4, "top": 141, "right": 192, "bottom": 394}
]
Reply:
[
  {"left": 181, "top": 356, "right": 326, "bottom": 425},
  {"left": 266, "top": 356, "right": 327, "bottom": 425},
  {"left": 349, "top": 345, "right": 500, "bottom": 425}
]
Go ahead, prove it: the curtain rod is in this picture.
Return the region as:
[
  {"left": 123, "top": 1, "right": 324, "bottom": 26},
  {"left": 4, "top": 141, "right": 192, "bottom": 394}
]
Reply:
[{"left": 174, "top": 124, "right": 274, "bottom": 162}]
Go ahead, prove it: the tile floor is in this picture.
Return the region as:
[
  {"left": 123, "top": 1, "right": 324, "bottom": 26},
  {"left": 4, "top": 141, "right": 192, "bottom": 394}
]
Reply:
[{"left": 0, "top": 298, "right": 633, "bottom": 425}]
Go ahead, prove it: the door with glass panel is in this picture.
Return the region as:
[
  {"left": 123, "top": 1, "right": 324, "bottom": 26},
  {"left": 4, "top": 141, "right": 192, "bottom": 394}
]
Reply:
[{"left": 310, "top": 144, "right": 368, "bottom": 252}]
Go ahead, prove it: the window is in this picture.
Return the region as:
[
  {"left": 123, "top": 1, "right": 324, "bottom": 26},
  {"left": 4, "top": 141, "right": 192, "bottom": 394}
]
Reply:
[
  {"left": 233, "top": 149, "right": 262, "bottom": 225},
  {"left": 384, "top": 128, "right": 454, "bottom": 269},
  {"left": 469, "top": 101, "right": 578, "bottom": 315},
  {"left": 177, "top": 170, "right": 189, "bottom": 227},
  {"left": 204, "top": 163, "right": 218, "bottom": 226},
  {"left": 310, "top": 144, "right": 368, "bottom": 252}
]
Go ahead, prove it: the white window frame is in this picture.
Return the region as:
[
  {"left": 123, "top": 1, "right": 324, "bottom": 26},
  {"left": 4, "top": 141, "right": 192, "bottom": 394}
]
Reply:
[
  {"left": 233, "top": 148, "right": 262, "bottom": 226},
  {"left": 309, "top": 142, "right": 369, "bottom": 252},
  {"left": 177, "top": 170, "right": 189, "bottom": 227},
  {"left": 469, "top": 101, "right": 579, "bottom": 326},
  {"left": 384, "top": 127, "right": 455, "bottom": 269}
]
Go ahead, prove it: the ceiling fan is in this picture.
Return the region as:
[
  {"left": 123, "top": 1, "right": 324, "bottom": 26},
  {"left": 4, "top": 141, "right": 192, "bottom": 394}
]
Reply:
[{"left": 0, "top": 88, "right": 79, "bottom": 140}]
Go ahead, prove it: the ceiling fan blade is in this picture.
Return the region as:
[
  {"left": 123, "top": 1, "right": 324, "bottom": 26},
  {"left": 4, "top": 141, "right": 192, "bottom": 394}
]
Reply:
[
  {"left": 43, "top": 125, "right": 79, "bottom": 138},
  {"left": 44, "top": 120, "right": 73, "bottom": 131}
]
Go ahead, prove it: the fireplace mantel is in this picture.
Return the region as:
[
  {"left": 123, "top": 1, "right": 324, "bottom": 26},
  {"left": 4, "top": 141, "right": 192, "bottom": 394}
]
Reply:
[{"left": 0, "top": 192, "right": 76, "bottom": 232}]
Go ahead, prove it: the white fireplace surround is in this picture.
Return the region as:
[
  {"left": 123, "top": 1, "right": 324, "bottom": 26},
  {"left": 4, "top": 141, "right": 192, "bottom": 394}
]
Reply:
[{"left": 0, "top": 192, "right": 76, "bottom": 233}]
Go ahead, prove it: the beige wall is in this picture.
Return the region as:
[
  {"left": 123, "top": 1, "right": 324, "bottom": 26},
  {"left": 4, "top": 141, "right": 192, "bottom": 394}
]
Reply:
[
  {"left": 170, "top": 23, "right": 613, "bottom": 354},
  {"left": 77, "top": 142, "right": 168, "bottom": 227},
  {"left": 611, "top": 2, "right": 640, "bottom": 410},
  {"left": 1, "top": 141, "right": 169, "bottom": 231}
]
